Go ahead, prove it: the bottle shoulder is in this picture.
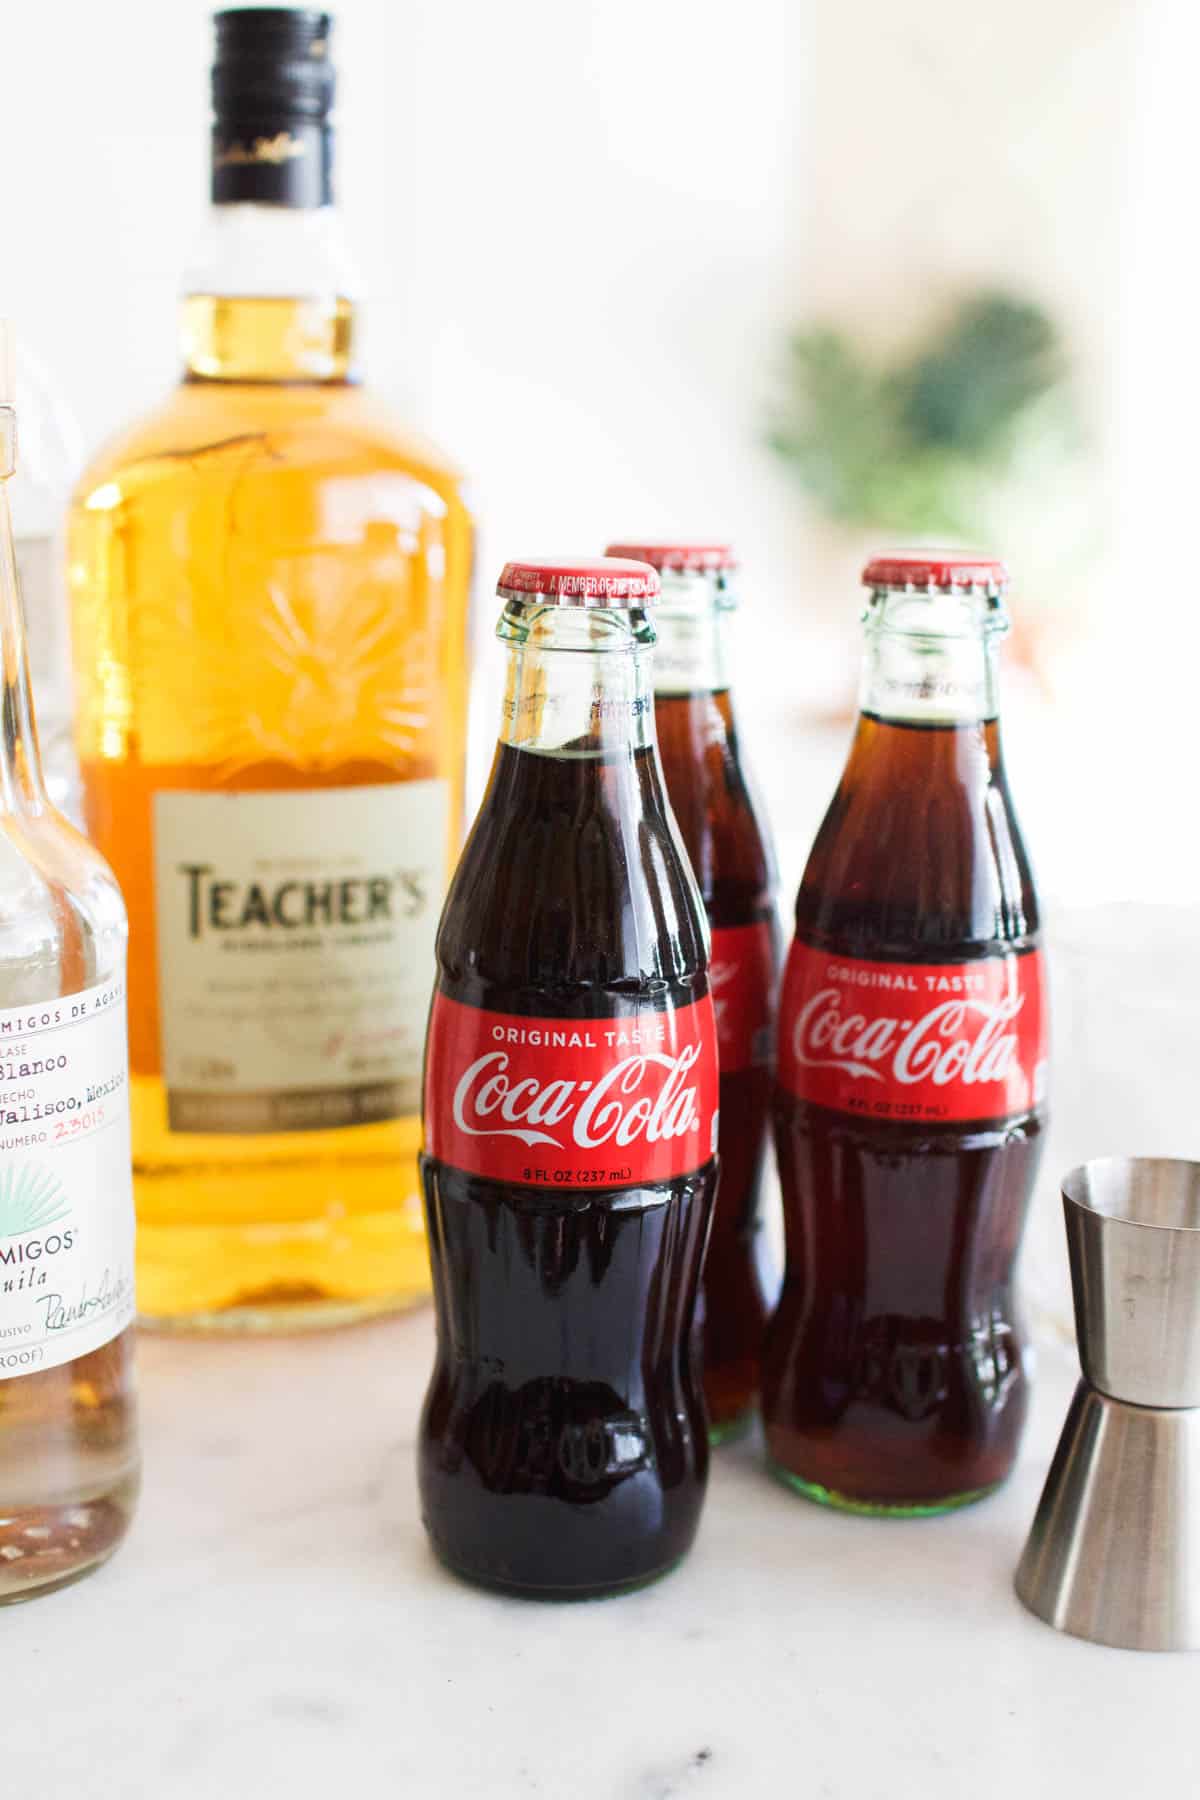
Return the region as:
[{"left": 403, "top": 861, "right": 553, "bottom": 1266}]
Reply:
[
  {"left": 436, "top": 745, "right": 710, "bottom": 1010},
  {"left": 0, "top": 811, "right": 127, "bottom": 1003},
  {"left": 654, "top": 696, "right": 778, "bottom": 921},
  {"left": 72, "top": 379, "right": 472, "bottom": 516},
  {"left": 666, "top": 779, "right": 777, "bottom": 923},
  {"left": 795, "top": 719, "right": 1040, "bottom": 958},
  {"left": 67, "top": 376, "right": 474, "bottom": 778}
]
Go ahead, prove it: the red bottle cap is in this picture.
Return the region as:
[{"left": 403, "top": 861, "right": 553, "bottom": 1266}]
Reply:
[
  {"left": 497, "top": 556, "right": 660, "bottom": 607},
  {"left": 604, "top": 541, "right": 737, "bottom": 573},
  {"left": 862, "top": 549, "right": 1009, "bottom": 593}
]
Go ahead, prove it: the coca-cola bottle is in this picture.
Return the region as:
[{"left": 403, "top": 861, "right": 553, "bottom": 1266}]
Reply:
[
  {"left": 419, "top": 556, "right": 720, "bottom": 1597},
  {"left": 765, "top": 550, "right": 1048, "bottom": 1515},
  {"left": 607, "top": 540, "right": 779, "bottom": 1439}
]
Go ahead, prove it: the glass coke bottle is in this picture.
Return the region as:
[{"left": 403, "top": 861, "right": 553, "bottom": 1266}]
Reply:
[
  {"left": 766, "top": 550, "right": 1048, "bottom": 1515},
  {"left": 607, "top": 540, "right": 779, "bottom": 1440},
  {"left": 419, "top": 556, "right": 719, "bottom": 1597}
]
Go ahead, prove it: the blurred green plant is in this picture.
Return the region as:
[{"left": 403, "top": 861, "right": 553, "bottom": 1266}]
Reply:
[{"left": 768, "top": 292, "right": 1081, "bottom": 539}]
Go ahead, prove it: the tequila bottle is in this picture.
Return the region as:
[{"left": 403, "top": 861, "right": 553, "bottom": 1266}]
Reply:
[{"left": 0, "top": 331, "right": 139, "bottom": 1601}]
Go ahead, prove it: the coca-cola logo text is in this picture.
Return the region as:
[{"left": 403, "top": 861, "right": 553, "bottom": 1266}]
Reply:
[
  {"left": 708, "top": 959, "right": 745, "bottom": 1056},
  {"left": 777, "top": 946, "right": 1046, "bottom": 1124},
  {"left": 708, "top": 922, "right": 775, "bottom": 1073},
  {"left": 452, "top": 1040, "right": 704, "bottom": 1151},
  {"left": 424, "top": 996, "right": 720, "bottom": 1187},
  {"left": 791, "top": 987, "right": 1023, "bottom": 1089}
]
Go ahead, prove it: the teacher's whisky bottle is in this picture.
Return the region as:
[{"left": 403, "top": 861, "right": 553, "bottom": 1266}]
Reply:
[
  {"left": 68, "top": 11, "right": 473, "bottom": 1329},
  {"left": 0, "top": 331, "right": 140, "bottom": 1598}
]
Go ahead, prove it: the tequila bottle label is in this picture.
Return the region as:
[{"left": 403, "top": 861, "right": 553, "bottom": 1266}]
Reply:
[{"left": 0, "top": 979, "right": 136, "bottom": 1378}]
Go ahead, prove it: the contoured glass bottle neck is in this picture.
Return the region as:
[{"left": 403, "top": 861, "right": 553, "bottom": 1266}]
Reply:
[
  {"left": 496, "top": 600, "right": 658, "bottom": 758},
  {"left": 652, "top": 568, "right": 735, "bottom": 698},
  {"left": 859, "top": 586, "right": 1007, "bottom": 727},
  {"left": 182, "top": 190, "right": 360, "bottom": 384},
  {"left": 0, "top": 404, "right": 48, "bottom": 816}
]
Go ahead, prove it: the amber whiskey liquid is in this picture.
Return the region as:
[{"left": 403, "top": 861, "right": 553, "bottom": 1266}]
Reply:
[{"left": 66, "top": 16, "right": 473, "bottom": 1329}]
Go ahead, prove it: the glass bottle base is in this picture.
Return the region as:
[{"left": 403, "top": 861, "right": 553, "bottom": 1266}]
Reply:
[
  {"left": 709, "top": 1406, "right": 756, "bottom": 1448},
  {"left": 766, "top": 1458, "right": 1002, "bottom": 1519},
  {"left": 0, "top": 1469, "right": 140, "bottom": 1604},
  {"left": 428, "top": 1544, "right": 687, "bottom": 1603},
  {"left": 134, "top": 1161, "right": 433, "bottom": 1331},
  {"left": 130, "top": 1088, "right": 434, "bottom": 1330},
  {"left": 138, "top": 1286, "right": 424, "bottom": 1335}
]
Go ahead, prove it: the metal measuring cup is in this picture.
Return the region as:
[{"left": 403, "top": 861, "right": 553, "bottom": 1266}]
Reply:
[{"left": 1015, "top": 1157, "right": 1200, "bottom": 1652}]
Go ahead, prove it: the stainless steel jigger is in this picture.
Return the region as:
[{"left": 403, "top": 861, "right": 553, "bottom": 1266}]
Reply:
[{"left": 1015, "top": 1157, "right": 1200, "bottom": 1652}]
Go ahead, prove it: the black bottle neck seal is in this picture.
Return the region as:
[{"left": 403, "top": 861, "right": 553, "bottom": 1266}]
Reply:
[{"left": 210, "top": 8, "right": 334, "bottom": 208}]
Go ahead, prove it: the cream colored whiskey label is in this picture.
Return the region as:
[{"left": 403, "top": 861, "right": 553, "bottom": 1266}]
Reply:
[
  {"left": 153, "top": 782, "right": 449, "bottom": 1134},
  {"left": 0, "top": 979, "right": 135, "bottom": 1380}
]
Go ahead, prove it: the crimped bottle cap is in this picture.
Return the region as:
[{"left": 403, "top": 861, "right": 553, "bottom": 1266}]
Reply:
[
  {"left": 862, "top": 548, "right": 1009, "bottom": 594},
  {"left": 497, "top": 557, "right": 661, "bottom": 608},
  {"left": 604, "top": 541, "right": 736, "bottom": 574}
]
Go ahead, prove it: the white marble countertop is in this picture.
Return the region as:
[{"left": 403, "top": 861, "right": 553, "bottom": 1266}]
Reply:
[{"left": 3, "top": 1310, "right": 1194, "bottom": 1798}]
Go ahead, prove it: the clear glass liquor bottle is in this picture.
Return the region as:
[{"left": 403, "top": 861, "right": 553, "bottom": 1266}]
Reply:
[
  {"left": 10, "top": 342, "right": 83, "bottom": 822},
  {"left": 0, "top": 341, "right": 139, "bottom": 1601}
]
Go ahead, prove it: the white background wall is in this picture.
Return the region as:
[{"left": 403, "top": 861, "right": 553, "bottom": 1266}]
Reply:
[{"left": 8, "top": 0, "right": 1195, "bottom": 910}]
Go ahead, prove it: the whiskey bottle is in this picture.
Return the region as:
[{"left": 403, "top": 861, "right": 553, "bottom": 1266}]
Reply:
[
  {"left": 67, "top": 10, "right": 473, "bottom": 1329},
  {"left": 0, "top": 331, "right": 139, "bottom": 1599}
]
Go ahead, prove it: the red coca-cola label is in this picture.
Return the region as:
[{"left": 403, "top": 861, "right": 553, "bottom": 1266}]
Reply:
[
  {"left": 776, "top": 942, "right": 1047, "bottom": 1124},
  {"left": 424, "top": 993, "right": 720, "bottom": 1188},
  {"left": 710, "top": 922, "right": 775, "bottom": 1074}
]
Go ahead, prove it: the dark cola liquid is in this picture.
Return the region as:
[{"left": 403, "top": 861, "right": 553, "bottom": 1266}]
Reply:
[
  {"left": 765, "top": 712, "right": 1044, "bottom": 1513},
  {"left": 419, "top": 740, "right": 717, "bottom": 1597},
  {"left": 656, "top": 689, "right": 778, "bottom": 1434}
]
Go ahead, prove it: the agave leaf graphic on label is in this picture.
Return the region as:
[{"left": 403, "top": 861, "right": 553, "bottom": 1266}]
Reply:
[{"left": 0, "top": 1162, "right": 70, "bottom": 1236}]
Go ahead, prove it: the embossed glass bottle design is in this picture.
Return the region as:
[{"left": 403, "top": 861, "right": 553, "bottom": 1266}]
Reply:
[{"left": 66, "top": 10, "right": 473, "bottom": 1328}]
